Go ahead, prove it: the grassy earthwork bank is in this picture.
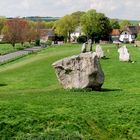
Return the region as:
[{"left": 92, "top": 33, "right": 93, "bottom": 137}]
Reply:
[{"left": 0, "top": 43, "right": 140, "bottom": 139}]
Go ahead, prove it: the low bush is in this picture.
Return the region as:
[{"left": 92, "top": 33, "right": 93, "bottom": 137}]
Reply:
[
  {"left": 136, "top": 33, "right": 140, "bottom": 41},
  {"left": 0, "top": 41, "right": 9, "bottom": 44},
  {"left": 24, "top": 42, "right": 31, "bottom": 48},
  {"left": 77, "top": 35, "right": 87, "bottom": 43},
  {"left": 46, "top": 40, "right": 52, "bottom": 46},
  {"left": 35, "top": 39, "right": 40, "bottom": 46}
]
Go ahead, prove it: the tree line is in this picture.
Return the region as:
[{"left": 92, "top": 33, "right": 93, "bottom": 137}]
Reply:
[
  {"left": 54, "top": 9, "right": 133, "bottom": 43},
  {"left": 0, "top": 17, "right": 55, "bottom": 47},
  {"left": 0, "top": 9, "right": 133, "bottom": 47}
]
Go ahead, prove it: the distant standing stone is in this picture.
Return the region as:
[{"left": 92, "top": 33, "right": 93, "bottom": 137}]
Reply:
[
  {"left": 95, "top": 44, "right": 104, "bottom": 58},
  {"left": 81, "top": 43, "right": 87, "bottom": 53},
  {"left": 52, "top": 52, "right": 104, "bottom": 90},
  {"left": 118, "top": 45, "right": 130, "bottom": 61},
  {"left": 88, "top": 39, "right": 93, "bottom": 51}
]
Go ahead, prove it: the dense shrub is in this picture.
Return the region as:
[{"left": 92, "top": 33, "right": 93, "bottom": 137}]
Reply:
[
  {"left": 136, "top": 33, "right": 140, "bottom": 41},
  {"left": 77, "top": 35, "right": 87, "bottom": 43},
  {"left": 35, "top": 39, "right": 40, "bottom": 46},
  {"left": 24, "top": 42, "right": 31, "bottom": 48},
  {"left": 0, "top": 41, "right": 9, "bottom": 44},
  {"left": 46, "top": 40, "right": 52, "bottom": 46},
  {"left": 40, "top": 40, "right": 52, "bottom": 47}
]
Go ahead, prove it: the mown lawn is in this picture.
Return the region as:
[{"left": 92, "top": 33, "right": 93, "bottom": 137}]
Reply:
[
  {"left": 0, "top": 44, "right": 140, "bottom": 139},
  {"left": 0, "top": 43, "right": 32, "bottom": 55}
]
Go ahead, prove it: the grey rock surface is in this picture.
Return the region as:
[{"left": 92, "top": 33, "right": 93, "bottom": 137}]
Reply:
[
  {"left": 52, "top": 52, "right": 104, "bottom": 90},
  {"left": 118, "top": 45, "right": 130, "bottom": 61},
  {"left": 81, "top": 43, "right": 87, "bottom": 53},
  {"left": 95, "top": 44, "right": 104, "bottom": 58}
]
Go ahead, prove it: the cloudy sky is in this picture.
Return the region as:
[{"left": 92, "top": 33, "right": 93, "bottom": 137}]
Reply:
[{"left": 0, "top": 0, "right": 140, "bottom": 20}]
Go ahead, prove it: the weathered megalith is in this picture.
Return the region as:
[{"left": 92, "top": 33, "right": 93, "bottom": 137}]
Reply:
[
  {"left": 95, "top": 44, "right": 104, "bottom": 58},
  {"left": 118, "top": 45, "right": 130, "bottom": 61},
  {"left": 52, "top": 52, "right": 104, "bottom": 90},
  {"left": 88, "top": 39, "right": 93, "bottom": 52},
  {"left": 81, "top": 42, "right": 87, "bottom": 53}
]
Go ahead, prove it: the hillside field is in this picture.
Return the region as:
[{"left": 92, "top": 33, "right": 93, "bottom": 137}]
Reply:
[{"left": 0, "top": 44, "right": 140, "bottom": 139}]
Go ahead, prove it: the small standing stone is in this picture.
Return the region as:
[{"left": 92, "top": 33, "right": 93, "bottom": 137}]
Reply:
[
  {"left": 118, "top": 45, "right": 130, "bottom": 62},
  {"left": 88, "top": 39, "right": 93, "bottom": 51},
  {"left": 81, "top": 43, "right": 87, "bottom": 53},
  {"left": 95, "top": 44, "right": 104, "bottom": 58}
]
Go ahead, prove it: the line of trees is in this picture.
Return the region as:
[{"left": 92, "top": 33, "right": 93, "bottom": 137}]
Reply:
[
  {"left": 54, "top": 9, "right": 113, "bottom": 43},
  {"left": 54, "top": 9, "right": 134, "bottom": 43},
  {"left": 0, "top": 10, "right": 135, "bottom": 47},
  {"left": 0, "top": 17, "right": 55, "bottom": 47}
]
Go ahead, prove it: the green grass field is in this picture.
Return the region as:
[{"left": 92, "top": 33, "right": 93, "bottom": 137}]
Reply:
[
  {"left": 0, "top": 43, "right": 32, "bottom": 55},
  {"left": 0, "top": 44, "right": 140, "bottom": 139}
]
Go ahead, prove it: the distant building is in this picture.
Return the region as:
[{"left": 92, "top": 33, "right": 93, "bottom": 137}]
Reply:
[
  {"left": 70, "top": 27, "right": 82, "bottom": 42},
  {"left": 0, "top": 35, "right": 4, "bottom": 42},
  {"left": 40, "top": 29, "right": 55, "bottom": 42},
  {"left": 110, "top": 29, "right": 121, "bottom": 42},
  {"left": 119, "top": 26, "right": 140, "bottom": 43}
]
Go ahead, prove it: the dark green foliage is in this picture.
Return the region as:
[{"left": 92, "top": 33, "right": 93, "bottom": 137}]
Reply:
[
  {"left": 120, "top": 20, "right": 132, "bottom": 30},
  {"left": 35, "top": 39, "right": 40, "bottom": 46},
  {"left": 80, "top": 9, "right": 111, "bottom": 41},
  {"left": 77, "top": 35, "right": 87, "bottom": 43},
  {"left": 136, "top": 33, "right": 140, "bottom": 41},
  {"left": 71, "top": 11, "right": 85, "bottom": 27},
  {"left": 46, "top": 40, "right": 52, "bottom": 46},
  {"left": 110, "top": 19, "right": 120, "bottom": 29}
]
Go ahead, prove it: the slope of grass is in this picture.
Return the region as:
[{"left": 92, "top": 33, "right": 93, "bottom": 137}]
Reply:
[
  {"left": 0, "top": 43, "right": 32, "bottom": 55},
  {"left": 0, "top": 44, "right": 140, "bottom": 139}
]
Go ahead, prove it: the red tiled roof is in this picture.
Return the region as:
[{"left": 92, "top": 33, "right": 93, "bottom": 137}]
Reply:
[{"left": 110, "top": 29, "right": 120, "bottom": 36}]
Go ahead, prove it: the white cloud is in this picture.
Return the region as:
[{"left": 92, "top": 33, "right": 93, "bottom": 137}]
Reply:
[
  {"left": 0, "top": 0, "right": 140, "bottom": 20},
  {"left": 88, "top": 0, "right": 140, "bottom": 20}
]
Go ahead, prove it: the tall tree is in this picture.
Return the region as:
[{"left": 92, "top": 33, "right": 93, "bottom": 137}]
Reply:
[
  {"left": 120, "top": 20, "right": 131, "bottom": 30},
  {"left": 3, "top": 18, "right": 28, "bottom": 47},
  {"left": 71, "top": 11, "right": 85, "bottom": 27},
  {"left": 54, "top": 15, "right": 77, "bottom": 42},
  {"left": 46, "top": 21, "right": 55, "bottom": 28},
  {"left": 80, "top": 9, "right": 111, "bottom": 42},
  {"left": 25, "top": 21, "right": 38, "bottom": 44},
  {"left": 35, "top": 21, "right": 48, "bottom": 29},
  {"left": 110, "top": 19, "right": 120, "bottom": 29},
  {"left": 0, "top": 17, "right": 6, "bottom": 34}
]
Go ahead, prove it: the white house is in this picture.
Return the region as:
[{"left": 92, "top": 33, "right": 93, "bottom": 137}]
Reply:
[
  {"left": 119, "top": 31, "right": 135, "bottom": 43},
  {"left": 40, "top": 29, "right": 55, "bottom": 43},
  {"left": 110, "top": 29, "right": 120, "bottom": 42},
  {"left": 119, "top": 26, "right": 140, "bottom": 43},
  {"left": 70, "top": 27, "right": 82, "bottom": 42}
]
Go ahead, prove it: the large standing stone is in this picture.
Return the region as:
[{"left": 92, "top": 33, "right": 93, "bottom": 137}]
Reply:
[
  {"left": 118, "top": 45, "right": 130, "bottom": 61},
  {"left": 52, "top": 52, "right": 104, "bottom": 90},
  {"left": 95, "top": 44, "right": 104, "bottom": 58}
]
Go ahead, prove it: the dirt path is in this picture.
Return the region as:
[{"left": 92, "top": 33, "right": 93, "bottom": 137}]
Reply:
[{"left": 0, "top": 46, "right": 42, "bottom": 64}]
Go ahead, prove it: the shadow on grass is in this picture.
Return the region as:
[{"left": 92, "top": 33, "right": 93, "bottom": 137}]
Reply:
[
  {"left": 101, "top": 56, "right": 110, "bottom": 60},
  {"left": 68, "top": 88, "right": 122, "bottom": 93},
  {"left": 99, "top": 88, "right": 122, "bottom": 92},
  {"left": 0, "top": 84, "right": 7, "bottom": 87}
]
